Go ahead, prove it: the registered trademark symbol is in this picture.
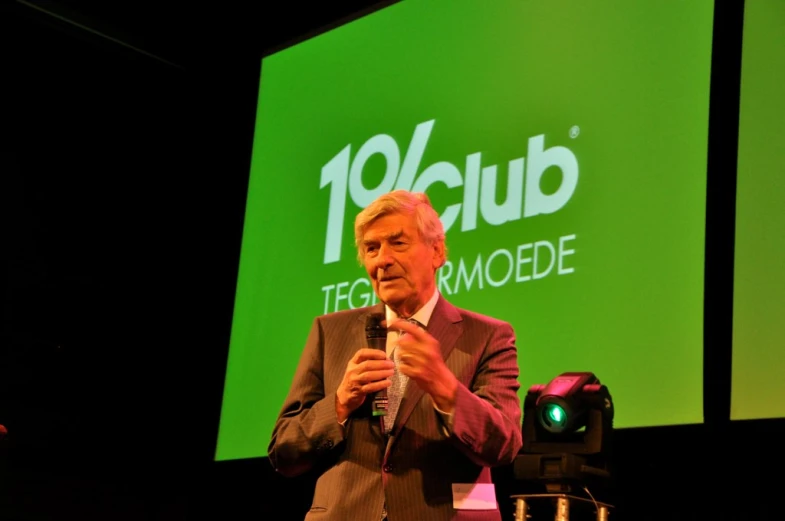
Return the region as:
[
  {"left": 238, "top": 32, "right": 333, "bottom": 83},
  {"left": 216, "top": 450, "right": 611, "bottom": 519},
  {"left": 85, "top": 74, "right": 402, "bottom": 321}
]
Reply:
[{"left": 569, "top": 126, "right": 580, "bottom": 139}]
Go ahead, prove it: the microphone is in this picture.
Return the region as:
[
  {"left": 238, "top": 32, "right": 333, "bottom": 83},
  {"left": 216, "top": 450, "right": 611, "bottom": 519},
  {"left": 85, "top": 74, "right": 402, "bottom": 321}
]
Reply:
[{"left": 365, "top": 312, "right": 388, "bottom": 417}]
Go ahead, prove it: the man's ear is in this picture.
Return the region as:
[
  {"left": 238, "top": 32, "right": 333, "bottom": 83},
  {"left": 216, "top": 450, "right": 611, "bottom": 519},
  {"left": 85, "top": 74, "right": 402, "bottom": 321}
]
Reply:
[{"left": 432, "top": 240, "right": 446, "bottom": 269}]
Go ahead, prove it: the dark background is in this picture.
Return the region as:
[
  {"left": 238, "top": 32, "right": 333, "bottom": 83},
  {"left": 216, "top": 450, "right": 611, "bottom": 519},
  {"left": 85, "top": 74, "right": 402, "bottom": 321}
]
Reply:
[{"left": 1, "top": 1, "right": 782, "bottom": 519}]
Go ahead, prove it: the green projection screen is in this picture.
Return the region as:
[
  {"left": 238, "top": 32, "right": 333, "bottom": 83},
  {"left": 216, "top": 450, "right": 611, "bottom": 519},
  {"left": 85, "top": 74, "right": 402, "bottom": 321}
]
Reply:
[
  {"left": 215, "top": 0, "right": 714, "bottom": 461},
  {"left": 731, "top": 0, "right": 785, "bottom": 421}
]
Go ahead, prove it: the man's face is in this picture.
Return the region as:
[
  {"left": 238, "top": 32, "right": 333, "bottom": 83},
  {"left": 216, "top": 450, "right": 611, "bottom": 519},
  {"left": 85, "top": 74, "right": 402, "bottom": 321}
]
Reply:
[{"left": 361, "top": 211, "right": 445, "bottom": 317}]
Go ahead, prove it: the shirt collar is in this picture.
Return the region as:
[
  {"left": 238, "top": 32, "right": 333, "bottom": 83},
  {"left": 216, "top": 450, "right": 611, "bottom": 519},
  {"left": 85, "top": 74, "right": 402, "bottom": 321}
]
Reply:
[{"left": 385, "top": 288, "right": 440, "bottom": 328}]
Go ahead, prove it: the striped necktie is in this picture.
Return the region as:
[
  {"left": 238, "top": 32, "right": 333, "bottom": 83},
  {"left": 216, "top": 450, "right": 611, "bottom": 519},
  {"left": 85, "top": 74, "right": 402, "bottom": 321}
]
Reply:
[{"left": 384, "top": 318, "right": 422, "bottom": 434}]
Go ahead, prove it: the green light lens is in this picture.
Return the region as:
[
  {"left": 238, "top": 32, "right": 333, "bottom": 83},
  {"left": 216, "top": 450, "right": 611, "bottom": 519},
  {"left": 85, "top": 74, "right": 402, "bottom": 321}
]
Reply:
[
  {"left": 548, "top": 405, "right": 564, "bottom": 422},
  {"left": 543, "top": 403, "right": 567, "bottom": 427}
]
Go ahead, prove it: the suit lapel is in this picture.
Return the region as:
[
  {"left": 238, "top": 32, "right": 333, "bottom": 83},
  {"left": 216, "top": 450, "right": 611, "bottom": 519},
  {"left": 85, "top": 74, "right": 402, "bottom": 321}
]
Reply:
[{"left": 386, "top": 296, "right": 463, "bottom": 455}]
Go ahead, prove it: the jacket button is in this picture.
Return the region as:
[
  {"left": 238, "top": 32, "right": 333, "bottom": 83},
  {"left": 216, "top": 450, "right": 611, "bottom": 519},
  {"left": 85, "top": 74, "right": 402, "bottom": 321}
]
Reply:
[{"left": 383, "top": 464, "right": 393, "bottom": 473}]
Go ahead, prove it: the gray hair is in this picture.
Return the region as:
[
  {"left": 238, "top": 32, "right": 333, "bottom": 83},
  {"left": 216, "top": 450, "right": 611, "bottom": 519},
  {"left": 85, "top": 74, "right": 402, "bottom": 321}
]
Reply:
[{"left": 353, "top": 190, "right": 447, "bottom": 264}]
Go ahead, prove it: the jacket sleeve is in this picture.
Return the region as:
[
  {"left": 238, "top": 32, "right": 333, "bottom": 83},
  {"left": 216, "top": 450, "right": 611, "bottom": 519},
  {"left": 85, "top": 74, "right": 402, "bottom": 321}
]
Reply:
[
  {"left": 446, "top": 320, "right": 523, "bottom": 467},
  {"left": 267, "top": 317, "right": 346, "bottom": 477}
]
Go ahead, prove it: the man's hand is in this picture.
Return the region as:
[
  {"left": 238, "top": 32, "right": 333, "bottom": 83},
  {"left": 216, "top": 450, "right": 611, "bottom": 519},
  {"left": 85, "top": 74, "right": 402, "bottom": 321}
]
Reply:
[
  {"left": 336, "top": 348, "right": 395, "bottom": 423},
  {"left": 391, "top": 319, "right": 459, "bottom": 414}
]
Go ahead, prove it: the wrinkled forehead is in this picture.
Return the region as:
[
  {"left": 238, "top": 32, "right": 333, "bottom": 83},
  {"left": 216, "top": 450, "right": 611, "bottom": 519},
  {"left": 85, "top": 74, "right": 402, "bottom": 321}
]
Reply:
[{"left": 363, "top": 210, "right": 418, "bottom": 237}]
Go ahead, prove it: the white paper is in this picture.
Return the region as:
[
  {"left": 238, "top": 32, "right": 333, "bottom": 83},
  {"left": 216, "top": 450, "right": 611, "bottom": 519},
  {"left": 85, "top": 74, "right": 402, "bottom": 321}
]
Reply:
[{"left": 452, "top": 483, "right": 498, "bottom": 510}]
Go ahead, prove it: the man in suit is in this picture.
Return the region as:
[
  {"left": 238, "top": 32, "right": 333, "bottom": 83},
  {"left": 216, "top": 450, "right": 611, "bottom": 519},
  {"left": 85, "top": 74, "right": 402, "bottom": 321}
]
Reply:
[{"left": 268, "top": 190, "right": 522, "bottom": 520}]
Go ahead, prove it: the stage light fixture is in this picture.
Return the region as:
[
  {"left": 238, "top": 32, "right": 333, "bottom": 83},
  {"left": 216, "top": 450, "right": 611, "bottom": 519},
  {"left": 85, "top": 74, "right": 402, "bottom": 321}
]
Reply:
[
  {"left": 522, "top": 371, "right": 614, "bottom": 455},
  {"left": 511, "top": 372, "right": 615, "bottom": 520},
  {"left": 530, "top": 371, "right": 613, "bottom": 438}
]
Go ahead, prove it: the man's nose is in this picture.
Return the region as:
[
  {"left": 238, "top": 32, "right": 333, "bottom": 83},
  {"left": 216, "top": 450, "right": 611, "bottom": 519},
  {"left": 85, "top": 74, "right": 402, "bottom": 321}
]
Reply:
[{"left": 375, "top": 245, "right": 395, "bottom": 268}]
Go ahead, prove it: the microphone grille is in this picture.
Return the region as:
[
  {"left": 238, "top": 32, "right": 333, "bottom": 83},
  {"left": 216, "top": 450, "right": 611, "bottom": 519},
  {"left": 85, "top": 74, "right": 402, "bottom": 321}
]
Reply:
[{"left": 365, "top": 312, "right": 385, "bottom": 338}]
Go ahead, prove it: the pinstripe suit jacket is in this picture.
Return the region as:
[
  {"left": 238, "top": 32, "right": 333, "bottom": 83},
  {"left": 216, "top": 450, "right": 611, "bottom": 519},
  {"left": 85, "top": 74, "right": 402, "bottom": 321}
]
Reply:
[{"left": 268, "top": 295, "right": 522, "bottom": 521}]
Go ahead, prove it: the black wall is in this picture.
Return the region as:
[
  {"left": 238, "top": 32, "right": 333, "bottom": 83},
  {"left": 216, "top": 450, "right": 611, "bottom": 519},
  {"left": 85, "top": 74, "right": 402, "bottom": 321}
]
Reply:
[{"left": 2, "top": 1, "right": 783, "bottom": 520}]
